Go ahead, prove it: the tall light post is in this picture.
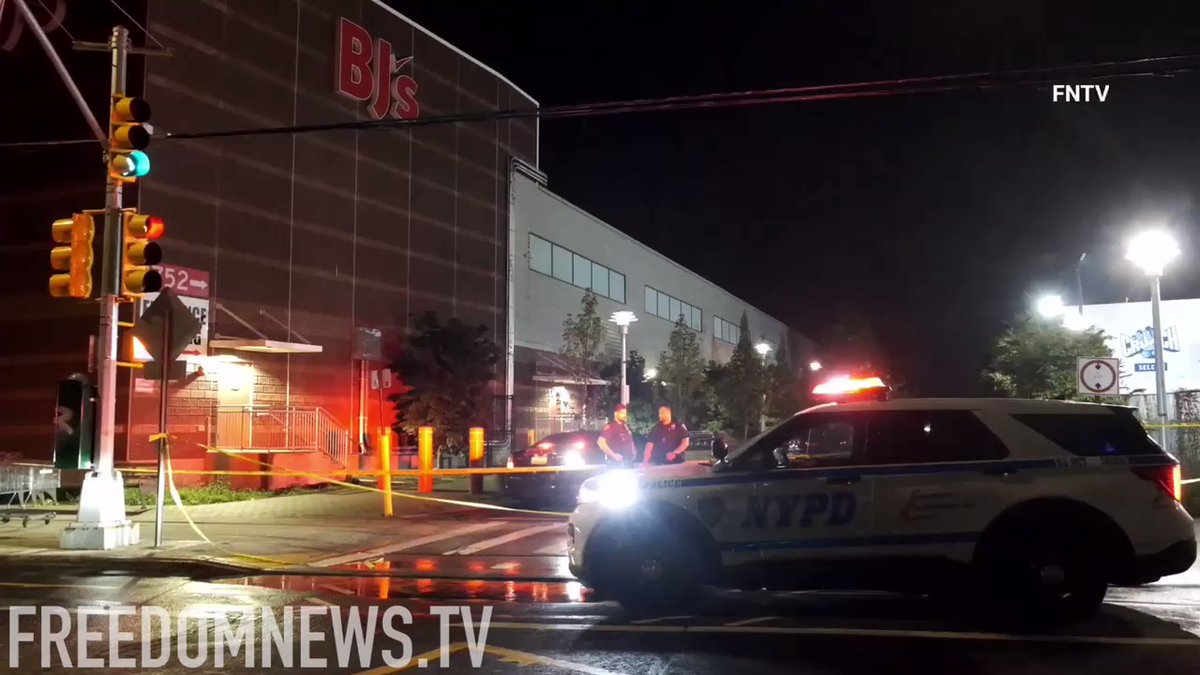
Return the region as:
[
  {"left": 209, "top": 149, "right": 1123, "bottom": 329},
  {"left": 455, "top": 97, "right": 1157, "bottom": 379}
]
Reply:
[
  {"left": 755, "top": 341, "right": 772, "bottom": 432},
  {"left": 610, "top": 311, "right": 638, "bottom": 406},
  {"left": 1125, "top": 229, "right": 1181, "bottom": 451}
]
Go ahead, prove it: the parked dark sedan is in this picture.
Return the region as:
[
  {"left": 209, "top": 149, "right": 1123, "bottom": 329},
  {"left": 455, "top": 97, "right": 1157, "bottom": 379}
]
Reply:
[{"left": 502, "top": 431, "right": 642, "bottom": 506}]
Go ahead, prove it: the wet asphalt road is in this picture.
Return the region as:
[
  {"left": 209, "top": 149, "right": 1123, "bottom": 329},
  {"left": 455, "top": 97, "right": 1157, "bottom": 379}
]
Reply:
[{"left": 2, "top": 554, "right": 1200, "bottom": 675}]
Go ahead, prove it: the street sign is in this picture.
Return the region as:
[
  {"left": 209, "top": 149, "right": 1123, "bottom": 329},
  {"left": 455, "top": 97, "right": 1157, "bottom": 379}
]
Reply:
[
  {"left": 370, "top": 369, "right": 380, "bottom": 390},
  {"left": 132, "top": 290, "right": 203, "bottom": 364},
  {"left": 1078, "top": 357, "right": 1121, "bottom": 396},
  {"left": 158, "top": 264, "right": 210, "bottom": 298},
  {"left": 139, "top": 292, "right": 209, "bottom": 356},
  {"left": 381, "top": 369, "right": 392, "bottom": 388},
  {"left": 355, "top": 327, "right": 382, "bottom": 360}
]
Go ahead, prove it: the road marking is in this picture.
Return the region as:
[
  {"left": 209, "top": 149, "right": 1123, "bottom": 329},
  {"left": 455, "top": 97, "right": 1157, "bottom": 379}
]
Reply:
[
  {"left": 311, "top": 522, "right": 499, "bottom": 566},
  {"left": 485, "top": 644, "right": 629, "bottom": 675},
  {"left": 465, "top": 621, "right": 1200, "bottom": 646},
  {"left": 446, "top": 523, "right": 563, "bottom": 556},
  {"left": 318, "top": 584, "right": 356, "bottom": 596},
  {"left": 533, "top": 541, "right": 566, "bottom": 555},
  {"left": 307, "top": 596, "right": 337, "bottom": 607},
  {"left": 355, "top": 642, "right": 469, "bottom": 673},
  {"left": 725, "top": 616, "right": 779, "bottom": 626},
  {"left": 630, "top": 615, "right": 693, "bottom": 624},
  {"left": 0, "top": 581, "right": 117, "bottom": 591},
  {"left": 354, "top": 642, "right": 627, "bottom": 675}
]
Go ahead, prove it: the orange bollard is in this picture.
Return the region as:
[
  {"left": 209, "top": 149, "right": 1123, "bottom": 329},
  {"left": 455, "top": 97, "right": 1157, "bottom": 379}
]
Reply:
[
  {"left": 379, "top": 427, "right": 393, "bottom": 517},
  {"left": 469, "top": 427, "right": 485, "bottom": 495},
  {"left": 418, "top": 426, "right": 434, "bottom": 493}
]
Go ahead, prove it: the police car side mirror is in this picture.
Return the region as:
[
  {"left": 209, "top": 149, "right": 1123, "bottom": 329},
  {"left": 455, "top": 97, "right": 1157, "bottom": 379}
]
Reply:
[{"left": 711, "top": 436, "right": 728, "bottom": 461}]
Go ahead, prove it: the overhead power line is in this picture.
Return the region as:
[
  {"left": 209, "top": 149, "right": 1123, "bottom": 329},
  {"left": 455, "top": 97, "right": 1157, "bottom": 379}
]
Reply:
[{"left": 4, "top": 53, "right": 1200, "bottom": 149}]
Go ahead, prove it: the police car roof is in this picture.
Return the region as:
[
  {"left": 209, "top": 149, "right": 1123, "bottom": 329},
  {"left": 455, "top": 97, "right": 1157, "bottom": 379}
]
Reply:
[{"left": 806, "top": 398, "right": 1127, "bottom": 415}]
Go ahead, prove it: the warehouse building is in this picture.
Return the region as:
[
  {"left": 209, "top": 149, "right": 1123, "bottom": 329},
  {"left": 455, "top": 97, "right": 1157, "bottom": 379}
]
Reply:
[
  {"left": 0, "top": 0, "right": 537, "bottom": 485},
  {"left": 509, "top": 164, "right": 810, "bottom": 438}
]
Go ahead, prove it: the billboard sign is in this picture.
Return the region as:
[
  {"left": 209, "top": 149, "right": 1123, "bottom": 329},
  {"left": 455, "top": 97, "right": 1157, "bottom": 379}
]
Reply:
[{"left": 1080, "top": 298, "right": 1200, "bottom": 393}]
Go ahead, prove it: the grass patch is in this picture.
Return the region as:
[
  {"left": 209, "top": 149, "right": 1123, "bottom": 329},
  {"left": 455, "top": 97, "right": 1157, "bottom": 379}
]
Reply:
[{"left": 124, "top": 480, "right": 276, "bottom": 507}]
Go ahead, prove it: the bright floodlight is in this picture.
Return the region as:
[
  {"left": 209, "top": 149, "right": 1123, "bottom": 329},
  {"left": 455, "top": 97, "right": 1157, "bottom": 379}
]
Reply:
[
  {"left": 644, "top": 368, "right": 658, "bottom": 380},
  {"left": 1126, "top": 230, "right": 1180, "bottom": 277},
  {"left": 754, "top": 342, "right": 772, "bottom": 357},
  {"left": 609, "top": 310, "right": 638, "bottom": 327},
  {"left": 809, "top": 360, "right": 823, "bottom": 372},
  {"left": 1035, "top": 293, "right": 1065, "bottom": 319},
  {"left": 1062, "top": 310, "right": 1088, "bottom": 331}
]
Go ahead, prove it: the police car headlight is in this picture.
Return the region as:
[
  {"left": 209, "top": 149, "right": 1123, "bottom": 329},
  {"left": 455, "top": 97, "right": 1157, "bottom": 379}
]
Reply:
[
  {"left": 562, "top": 449, "right": 586, "bottom": 468},
  {"left": 578, "top": 470, "right": 640, "bottom": 509}
]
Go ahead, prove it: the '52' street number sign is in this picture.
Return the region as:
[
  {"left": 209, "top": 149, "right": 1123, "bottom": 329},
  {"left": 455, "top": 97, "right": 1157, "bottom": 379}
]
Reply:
[{"left": 158, "top": 264, "right": 211, "bottom": 299}]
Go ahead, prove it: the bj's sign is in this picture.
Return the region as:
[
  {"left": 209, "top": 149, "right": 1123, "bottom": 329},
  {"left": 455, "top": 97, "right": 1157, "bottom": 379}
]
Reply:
[{"left": 335, "top": 17, "right": 420, "bottom": 120}]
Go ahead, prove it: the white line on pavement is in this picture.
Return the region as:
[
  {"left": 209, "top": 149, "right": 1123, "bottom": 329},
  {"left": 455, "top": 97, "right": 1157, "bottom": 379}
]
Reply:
[
  {"left": 724, "top": 616, "right": 780, "bottom": 627},
  {"left": 446, "top": 523, "right": 563, "bottom": 556},
  {"left": 533, "top": 541, "right": 566, "bottom": 555},
  {"left": 307, "top": 596, "right": 337, "bottom": 607},
  {"left": 630, "top": 615, "right": 693, "bottom": 625},
  {"left": 464, "top": 621, "right": 1200, "bottom": 646},
  {"left": 311, "top": 522, "right": 500, "bottom": 567}
]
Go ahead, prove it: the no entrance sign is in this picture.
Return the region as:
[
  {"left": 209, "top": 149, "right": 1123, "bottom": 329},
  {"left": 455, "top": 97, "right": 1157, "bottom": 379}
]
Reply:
[{"left": 1077, "top": 357, "right": 1121, "bottom": 396}]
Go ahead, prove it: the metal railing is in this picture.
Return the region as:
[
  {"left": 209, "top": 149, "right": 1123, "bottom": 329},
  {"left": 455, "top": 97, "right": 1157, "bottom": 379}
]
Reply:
[{"left": 206, "top": 406, "right": 351, "bottom": 467}]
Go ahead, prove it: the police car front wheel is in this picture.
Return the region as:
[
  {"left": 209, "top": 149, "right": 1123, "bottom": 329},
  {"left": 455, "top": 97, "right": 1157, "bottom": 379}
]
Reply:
[{"left": 590, "top": 536, "right": 702, "bottom": 611}]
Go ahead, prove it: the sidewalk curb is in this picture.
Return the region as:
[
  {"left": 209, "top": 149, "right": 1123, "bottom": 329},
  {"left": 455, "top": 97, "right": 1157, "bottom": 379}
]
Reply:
[{"left": 0, "top": 552, "right": 268, "bottom": 579}]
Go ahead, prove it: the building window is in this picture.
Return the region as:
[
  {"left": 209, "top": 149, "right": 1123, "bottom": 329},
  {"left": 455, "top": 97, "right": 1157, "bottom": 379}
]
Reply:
[
  {"left": 610, "top": 271, "right": 625, "bottom": 304},
  {"left": 530, "top": 234, "right": 552, "bottom": 275},
  {"left": 645, "top": 286, "right": 702, "bottom": 331},
  {"left": 715, "top": 316, "right": 741, "bottom": 344},
  {"left": 552, "top": 245, "right": 572, "bottom": 283},
  {"left": 527, "top": 233, "right": 625, "bottom": 303}
]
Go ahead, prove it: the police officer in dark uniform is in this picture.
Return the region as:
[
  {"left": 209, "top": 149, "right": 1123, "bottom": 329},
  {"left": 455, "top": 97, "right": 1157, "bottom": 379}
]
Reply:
[
  {"left": 598, "top": 404, "right": 636, "bottom": 465},
  {"left": 644, "top": 405, "right": 689, "bottom": 465}
]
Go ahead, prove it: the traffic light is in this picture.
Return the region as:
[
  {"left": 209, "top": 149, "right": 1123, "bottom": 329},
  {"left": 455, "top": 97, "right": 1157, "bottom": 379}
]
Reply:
[
  {"left": 108, "top": 96, "right": 151, "bottom": 182},
  {"left": 121, "top": 211, "right": 163, "bottom": 296},
  {"left": 48, "top": 213, "right": 95, "bottom": 298}
]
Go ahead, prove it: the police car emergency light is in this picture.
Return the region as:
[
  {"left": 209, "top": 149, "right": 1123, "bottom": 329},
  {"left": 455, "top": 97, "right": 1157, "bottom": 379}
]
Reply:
[{"left": 811, "top": 374, "right": 890, "bottom": 402}]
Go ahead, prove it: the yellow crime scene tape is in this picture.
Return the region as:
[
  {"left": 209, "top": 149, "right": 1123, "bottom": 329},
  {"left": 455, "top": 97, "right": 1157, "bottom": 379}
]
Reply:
[{"left": 140, "top": 435, "right": 575, "bottom": 568}]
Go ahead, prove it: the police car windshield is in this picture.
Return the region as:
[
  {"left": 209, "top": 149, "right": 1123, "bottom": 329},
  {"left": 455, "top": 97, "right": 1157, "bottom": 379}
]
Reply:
[{"left": 721, "top": 411, "right": 805, "bottom": 467}]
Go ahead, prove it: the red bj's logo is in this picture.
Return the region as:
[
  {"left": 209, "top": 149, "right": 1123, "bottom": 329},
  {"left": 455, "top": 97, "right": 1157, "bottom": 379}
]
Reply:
[{"left": 335, "top": 17, "right": 420, "bottom": 120}]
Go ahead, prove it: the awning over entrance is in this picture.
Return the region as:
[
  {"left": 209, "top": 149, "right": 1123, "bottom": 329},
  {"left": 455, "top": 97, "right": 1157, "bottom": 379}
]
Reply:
[
  {"left": 209, "top": 339, "right": 324, "bottom": 354},
  {"left": 532, "top": 351, "right": 609, "bottom": 386}
]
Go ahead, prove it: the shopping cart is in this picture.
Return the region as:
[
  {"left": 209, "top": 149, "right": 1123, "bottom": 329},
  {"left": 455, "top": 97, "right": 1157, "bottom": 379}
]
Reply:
[{"left": 0, "top": 463, "right": 59, "bottom": 527}]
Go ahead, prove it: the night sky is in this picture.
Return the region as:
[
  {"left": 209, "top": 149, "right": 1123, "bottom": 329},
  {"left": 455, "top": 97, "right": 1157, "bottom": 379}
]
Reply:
[{"left": 396, "top": 1, "right": 1200, "bottom": 395}]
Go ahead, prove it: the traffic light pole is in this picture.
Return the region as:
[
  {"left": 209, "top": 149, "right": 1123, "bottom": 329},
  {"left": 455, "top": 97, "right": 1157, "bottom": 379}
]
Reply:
[
  {"left": 96, "top": 25, "right": 129, "bottom": 473},
  {"left": 61, "top": 26, "right": 141, "bottom": 550}
]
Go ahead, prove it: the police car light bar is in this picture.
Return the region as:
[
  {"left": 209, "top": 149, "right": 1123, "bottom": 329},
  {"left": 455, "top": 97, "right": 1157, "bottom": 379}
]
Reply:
[{"left": 812, "top": 375, "right": 887, "bottom": 396}]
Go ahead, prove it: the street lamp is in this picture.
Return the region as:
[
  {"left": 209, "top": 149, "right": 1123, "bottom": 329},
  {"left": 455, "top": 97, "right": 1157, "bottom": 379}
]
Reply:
[
  {"left": 609, "top": 311, "right": 638, "bottom": 406},
  {"left": 1035, "top": 293, "right": 1066, "bottom": 319},
  {"left": 1126, "top": 229, "right": 1181, "bottom": 451},
  {"left": 808, "top": 360, "right": 823, "bottom": 372},
  {"left": 754, "top": 341, "right": 772, "bottom": 432}
]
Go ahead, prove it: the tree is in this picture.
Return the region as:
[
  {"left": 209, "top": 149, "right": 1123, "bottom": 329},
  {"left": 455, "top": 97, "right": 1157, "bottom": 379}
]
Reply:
[
  {"left": 765, "top": 330, "right": 801, "bottom": 424},
  {"left": 657, "top": 315, "right": 706, "bottom": 424},
  {"left": 721, "top": 312, "right": 767, "bottom": 438},
  {"left": 388, "top": 312, "right": 499, "bottom": 453},
  {"left": 981, "top": 314, "right": 1112, "bottom": 400},
  {"left": 561, "top": 289, "right": 605, "bottom": 422}
]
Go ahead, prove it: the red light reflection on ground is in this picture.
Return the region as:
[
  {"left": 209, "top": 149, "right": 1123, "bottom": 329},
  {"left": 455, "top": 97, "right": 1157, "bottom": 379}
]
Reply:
[{"left": 224, "top": 576, "right": 589, "bottom": 604}]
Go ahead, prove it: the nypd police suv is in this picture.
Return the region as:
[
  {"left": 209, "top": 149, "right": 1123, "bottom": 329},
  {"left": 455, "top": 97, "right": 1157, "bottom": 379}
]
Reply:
[{"left": 567, "top": 395, "right": 1195, "bottom": 622}]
